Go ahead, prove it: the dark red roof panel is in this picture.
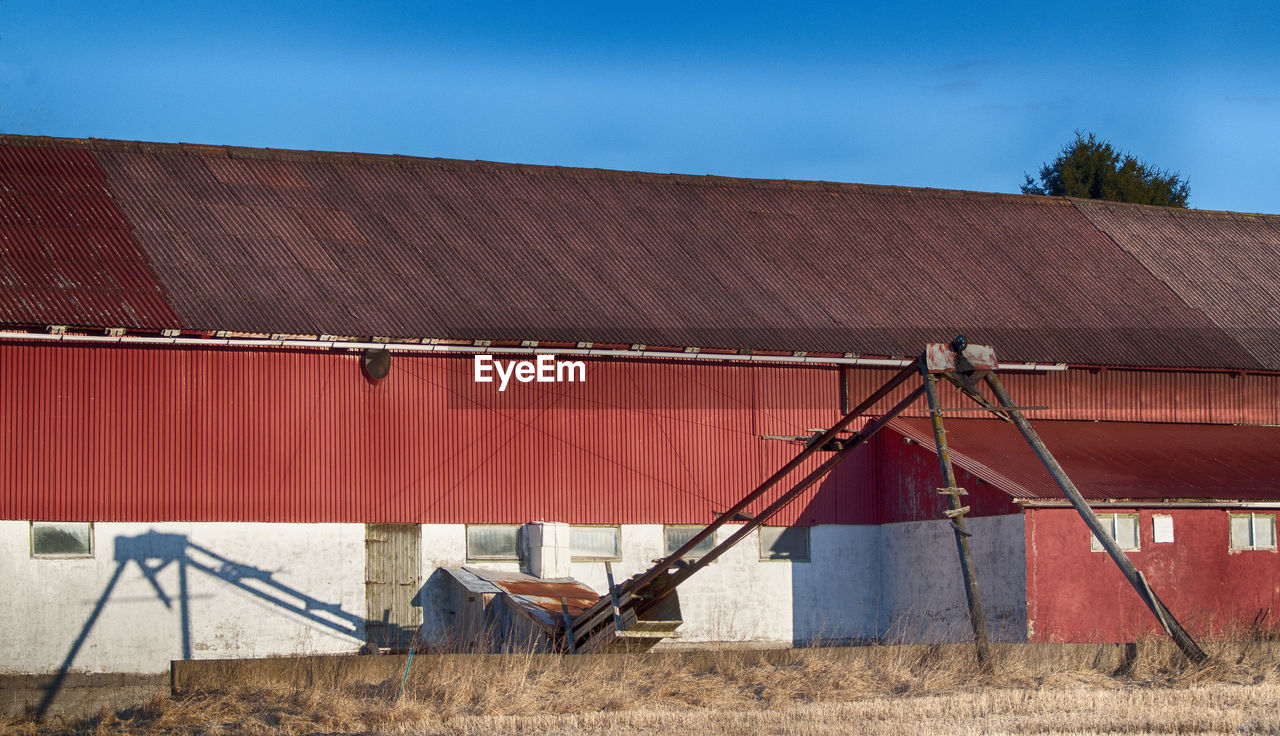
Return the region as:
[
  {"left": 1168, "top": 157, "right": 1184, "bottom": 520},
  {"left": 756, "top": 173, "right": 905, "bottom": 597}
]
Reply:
[
  {"left": 0, "top": 143, "right": 179, "bottom": 329},
  {"left": 0, "top": 135, "right": 1277, "bottom": 370},
  {"left": 1073, "top": 199, "right": 1280, "bottom": 370},
  {"left": 891, "top": 418, "right": 1280, "bottom": 502}
]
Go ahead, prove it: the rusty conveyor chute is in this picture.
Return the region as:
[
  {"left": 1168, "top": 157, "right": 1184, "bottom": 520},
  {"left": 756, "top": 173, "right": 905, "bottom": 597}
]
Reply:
[{"left": 564, "top": 338, "right": 1207, "bottom": 663}]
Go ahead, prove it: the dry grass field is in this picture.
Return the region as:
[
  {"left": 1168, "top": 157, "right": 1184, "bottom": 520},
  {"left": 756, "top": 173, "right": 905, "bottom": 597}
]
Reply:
[{"left": 5, "top": 641, "right": 1280, "bottom": 735}]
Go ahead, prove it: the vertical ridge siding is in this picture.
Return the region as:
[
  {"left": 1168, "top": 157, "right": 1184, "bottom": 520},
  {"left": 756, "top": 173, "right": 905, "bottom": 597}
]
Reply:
[
  {"left": 1, "top": 344, "right": 839, "bottom": 525},
  {"left": 8, "top": 345, "right": 1277, "bottom": 526},
  {"left": 844, "top": 366, "right": 1280, "bottom": 425}
]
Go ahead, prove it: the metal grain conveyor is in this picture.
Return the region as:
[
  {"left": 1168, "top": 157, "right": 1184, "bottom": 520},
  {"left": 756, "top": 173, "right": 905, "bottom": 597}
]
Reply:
[{"left": 562, "top": 338, "right": 1206, "bottom": 663}]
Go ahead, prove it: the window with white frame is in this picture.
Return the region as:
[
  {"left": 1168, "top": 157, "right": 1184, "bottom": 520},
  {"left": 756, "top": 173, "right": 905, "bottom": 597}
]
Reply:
[
  {"left": 664, "top": 525, "right": 715, "bottom": 559},
  {"left": 570, "top": 525, "right": 620, "bottom": 560},
  {"left": 31, "top": 522, "right": 94, "bottom": 558},
  {"left": 1229, "top": 513, "right": 1277, "bottom": 551},
  {"left": 1152, "top": 514, "right": 1174, "bottom": 544},
  {"left": 466, "top": 524, "right": 521, "bottom": 561},
  {"left": 1091, "top": 513, "right": 1140, "bottom": 552},
  {"left": 759, "top": 526, "right": 810, "bottom": 561}
]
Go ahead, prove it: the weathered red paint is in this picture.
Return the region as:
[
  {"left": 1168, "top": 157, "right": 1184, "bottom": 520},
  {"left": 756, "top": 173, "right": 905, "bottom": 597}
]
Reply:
[{"left": 1025, "top": 507, "right": 1280, "bottom": 641}]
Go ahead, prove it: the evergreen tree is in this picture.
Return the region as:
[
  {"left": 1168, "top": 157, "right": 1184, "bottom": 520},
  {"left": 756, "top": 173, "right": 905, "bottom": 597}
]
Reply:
[{"left": 1022, "top": 131, "right": 1190, "bottom": 208}]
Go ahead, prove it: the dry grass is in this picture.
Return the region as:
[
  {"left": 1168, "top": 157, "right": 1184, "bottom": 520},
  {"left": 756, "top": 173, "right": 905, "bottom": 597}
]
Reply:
[{"left": 6, "top": 640, "right": 1280, "bottom": 735}]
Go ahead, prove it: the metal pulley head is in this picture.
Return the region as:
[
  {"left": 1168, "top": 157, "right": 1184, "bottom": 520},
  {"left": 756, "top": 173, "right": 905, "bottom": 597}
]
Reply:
[{"left": 361, "top": 348, "right": 392, "bottom": 381}]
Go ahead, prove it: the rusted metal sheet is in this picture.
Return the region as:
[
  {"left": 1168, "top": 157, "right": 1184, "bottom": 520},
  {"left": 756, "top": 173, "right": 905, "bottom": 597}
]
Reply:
[
  {"left": 0, "top": 342, "right": 839, "bottom": 524},
  {"left": 437, "top": 567, "right": 602, "bottom": 652},
  {"left": 889, "top": 417, "right": 1280, "bottom": 502},
  {"left": 2, "top": 135, "right": 1275, "bottom": 369},
  {"left": 486, "top": 575, "right": 599, "bottom": 623}
]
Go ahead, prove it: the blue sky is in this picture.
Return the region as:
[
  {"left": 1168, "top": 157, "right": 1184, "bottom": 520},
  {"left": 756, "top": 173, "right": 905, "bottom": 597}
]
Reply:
[{"left": 2, "top": 2, "right": 1277, "bottom": 213}]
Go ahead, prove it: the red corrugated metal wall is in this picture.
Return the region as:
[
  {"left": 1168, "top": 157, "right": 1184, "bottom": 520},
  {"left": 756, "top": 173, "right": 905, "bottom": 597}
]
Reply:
[
  {"left": 1026, "top": 507, "right": 1280, "bottom": 641},
  {"left": 6, "top": 344, "right": 1280, "bottom": 525},
  {"left": 845, "top": 366, "right": 1280, "bottom": 425},
  {"left": 1, "top": 343, "right": 843, "bottom": 524}
]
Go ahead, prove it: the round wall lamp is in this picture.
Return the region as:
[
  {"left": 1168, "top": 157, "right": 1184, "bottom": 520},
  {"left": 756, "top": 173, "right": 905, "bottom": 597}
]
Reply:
[{"left": 360, "top": 348, "right": 392, "bottom": 382}]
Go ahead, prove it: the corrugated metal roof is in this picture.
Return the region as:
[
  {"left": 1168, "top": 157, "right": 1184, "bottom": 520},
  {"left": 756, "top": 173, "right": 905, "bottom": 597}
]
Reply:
[
  {"left": 1, "top": 135, "right": 1278, "bottom": 369},
  {"left": 890, "top": 417, "right": 1280, "bottom": 501},
  {"left": 1073, "top": 199, "right": 1280, "bottom": 370}
]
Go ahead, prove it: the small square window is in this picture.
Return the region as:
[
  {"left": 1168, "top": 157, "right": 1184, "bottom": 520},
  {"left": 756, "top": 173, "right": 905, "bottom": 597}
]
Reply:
[
  {"left": 1091, "top": 513, "right": 1140, "bottom": 552},
  {"left": 570, "top": 525, "right": 620, "bottom": 560},
  {"left": 466, "top": 525, "right": 521, "bottom": 561},
  {"left": 31, "top": 522, "right": 94, "bottom": 558},
  {"left": 664, "top": 525, "right": 715, "bottom": 559},
  {"left": 759, "top": 526, "right": 809, "bottom": 561},
  {"left": 1230, "top": 513, "right": 1277, "bottom": 551}
]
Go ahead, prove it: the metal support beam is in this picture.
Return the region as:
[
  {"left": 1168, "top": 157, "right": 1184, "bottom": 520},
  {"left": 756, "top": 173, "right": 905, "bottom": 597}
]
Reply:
[
  {"left": 571, "top": 360, "right": 923, "bottom": 632},
  {"left": 920, "top": 368, "right": 991, "bottom": 665},
  {"left": 637, "top": 384, "right": 927, "bottom": 613},
  {"left": 983, "top": 372, "right": 1207, "bottom": 662}
]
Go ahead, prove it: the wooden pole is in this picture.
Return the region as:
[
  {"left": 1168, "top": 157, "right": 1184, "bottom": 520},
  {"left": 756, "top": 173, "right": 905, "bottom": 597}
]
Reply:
[{"left": 920, "top": 368, "right": 991, "bottom": 666}]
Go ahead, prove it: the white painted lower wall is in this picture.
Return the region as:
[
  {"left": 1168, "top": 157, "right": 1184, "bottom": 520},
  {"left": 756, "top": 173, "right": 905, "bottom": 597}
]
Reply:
[
  {"left": 2, "top": 516, "right": 1027, "bottom": 674},
  {"left": 0, "top": 521, "right": 367, "bottom": 674}
]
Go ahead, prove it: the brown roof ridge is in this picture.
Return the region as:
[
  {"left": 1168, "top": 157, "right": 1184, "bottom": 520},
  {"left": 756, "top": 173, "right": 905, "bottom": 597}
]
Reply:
[
  {"left": 1067, "top": 195, "right": 1280, "bottom": 221},
  {"left": 5, "top": 133, "right": 1276, "bottom": 219},
  {"left": 0, "top": 132, "right": 1080, "bottom": 207}
]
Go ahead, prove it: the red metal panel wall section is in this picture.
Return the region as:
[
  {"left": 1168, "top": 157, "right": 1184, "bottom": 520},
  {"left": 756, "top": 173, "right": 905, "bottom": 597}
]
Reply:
[
  {"left": 843, "top": 366, "right": 1280, "bottom": 426},
  {"left": 1025, "top": 507, "right": 1280, "bottom": 641},
  {"left": 1, "top": 343, "right": 844, "bottom": 524},
  {"left": 890, "top": 417, "right": 1280, "bottom": 502},
  {"left": 7, "top": 344, "right": 1280, "bottom": 524}
]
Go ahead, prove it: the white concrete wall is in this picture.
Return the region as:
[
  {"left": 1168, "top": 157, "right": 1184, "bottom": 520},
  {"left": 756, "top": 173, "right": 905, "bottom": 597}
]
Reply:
[
  {"left": 879, "top": 514, "right": 1028, "bottom": 642},
  {"left": 0, "top": 521, "right": 366, "bottom": 674},
  {"left": 4, "top": 516, "right": 1028, "bottom": 674},
  {"left": 417, "top": 523, "right": 884, "bottom": 646}
]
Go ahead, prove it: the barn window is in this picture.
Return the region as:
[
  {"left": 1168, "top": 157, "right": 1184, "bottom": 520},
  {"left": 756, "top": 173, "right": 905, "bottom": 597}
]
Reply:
[
  {"left": 466, "top": 525, "right": 521, "bottom": 561},
  {"left": 1152, "top": 515, "right": 1174, "bottom": 544},
  {"left": 1091, "top": 513, "right": 1140, "bottom": 552},
  {"left": 31, "top": 522, "right": 94, "bottom": 558},
  {"left": 1230, "top": 513, "right": 1277, "bottom": 551},
  {"left": 570, "top": 525, "right": 620, "bottom": 560},
  {"left": 664, "top": 525, "right": 715, "bottom": 559},
  {"left": 759, "top": 526, "right": 809, "bottom": 561}
]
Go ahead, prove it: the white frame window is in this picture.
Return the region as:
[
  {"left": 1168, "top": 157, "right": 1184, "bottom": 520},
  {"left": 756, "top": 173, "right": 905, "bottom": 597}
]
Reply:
[
  {"left": 1229, "top": 513, "right": 1277, "bottom": 551},
  {"left": 1091, "top": 513, "right": 1140, "bottom": 552},
  {"left": 465, "top": 524, "right": 522, "bottom": 561},
  {"left": 758, "top": 526, "right": 810, "bottom": 561},
  {"left": 569, "top": 525, "right": 620, "bottom": 561},
  {"left": 664, "top": 525, "right": 715, "bottom": 560},
  {"left": 1152, "top": 514, "right": 1174, "bottom": 544},
  {"left": 30, "top": 521, "right": 94, "bottom": 558}
]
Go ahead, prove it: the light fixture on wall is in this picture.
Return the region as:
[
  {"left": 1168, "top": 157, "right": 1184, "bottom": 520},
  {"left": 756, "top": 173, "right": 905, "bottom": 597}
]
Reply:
[{"left": 361, "top": 348, "right": 391, "bottom": 382}]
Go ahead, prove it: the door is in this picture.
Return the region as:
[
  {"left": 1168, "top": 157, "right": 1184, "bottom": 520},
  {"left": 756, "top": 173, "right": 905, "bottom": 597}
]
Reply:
[{"left": 365, "top": 523, "right": 422, "bottom": 649}]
